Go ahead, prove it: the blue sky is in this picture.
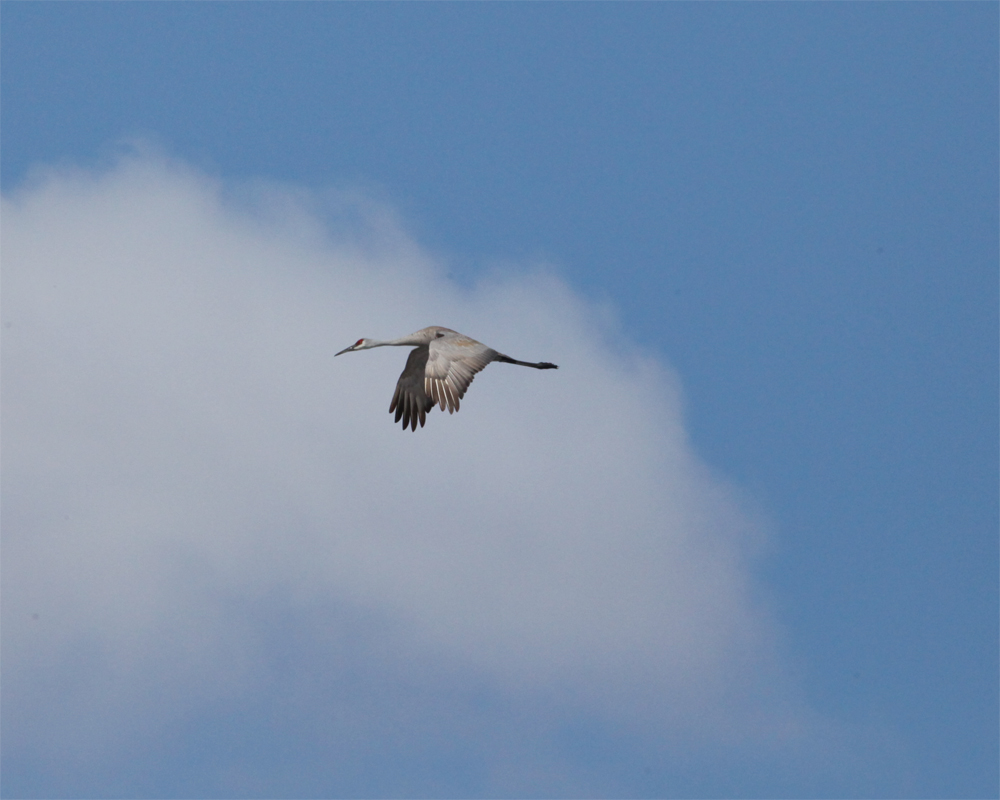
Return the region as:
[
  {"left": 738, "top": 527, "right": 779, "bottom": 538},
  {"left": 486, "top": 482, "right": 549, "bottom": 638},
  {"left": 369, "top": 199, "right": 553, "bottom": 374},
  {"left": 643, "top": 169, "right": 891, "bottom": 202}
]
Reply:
[{"left": 1, "top": 3, "right": 996, "bottom": 798}]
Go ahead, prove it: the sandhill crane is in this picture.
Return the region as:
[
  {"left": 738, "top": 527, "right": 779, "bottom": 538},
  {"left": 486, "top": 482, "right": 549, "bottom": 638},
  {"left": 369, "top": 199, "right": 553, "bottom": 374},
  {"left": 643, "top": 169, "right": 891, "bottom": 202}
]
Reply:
[{"left": 335, "top": 326, "right": 558, "bottom": 430}]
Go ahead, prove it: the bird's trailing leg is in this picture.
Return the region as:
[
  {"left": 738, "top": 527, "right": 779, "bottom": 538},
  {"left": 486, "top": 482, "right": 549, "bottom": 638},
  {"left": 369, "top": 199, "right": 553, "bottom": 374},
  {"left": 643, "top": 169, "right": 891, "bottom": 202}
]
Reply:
[{"left": 495, "top": 355, "right": 559, "bottom": 369}]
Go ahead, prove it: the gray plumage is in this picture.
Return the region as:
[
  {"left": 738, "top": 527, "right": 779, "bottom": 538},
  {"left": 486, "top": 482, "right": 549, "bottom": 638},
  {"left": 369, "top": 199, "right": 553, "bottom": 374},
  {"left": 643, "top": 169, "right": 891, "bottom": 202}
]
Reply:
[{"left": 335, "top": 326, "right": 558, "bottom": 430}]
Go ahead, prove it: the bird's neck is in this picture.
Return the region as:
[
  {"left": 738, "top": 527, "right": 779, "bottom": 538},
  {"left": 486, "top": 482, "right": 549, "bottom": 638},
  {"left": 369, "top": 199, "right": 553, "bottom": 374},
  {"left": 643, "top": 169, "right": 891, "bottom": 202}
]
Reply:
[{"left": 370, "top": 335, "right": 424, "bottom": 349}]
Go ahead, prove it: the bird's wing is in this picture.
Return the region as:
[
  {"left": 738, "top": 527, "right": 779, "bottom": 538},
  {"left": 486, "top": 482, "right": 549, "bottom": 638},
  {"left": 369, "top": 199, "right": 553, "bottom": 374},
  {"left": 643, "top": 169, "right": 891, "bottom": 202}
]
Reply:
[
  {"left": 424, "top": 335, "right": 498, "bottom": 414},
  {"left": 389, "top": 345, "right": 435, "bottom": 431}
]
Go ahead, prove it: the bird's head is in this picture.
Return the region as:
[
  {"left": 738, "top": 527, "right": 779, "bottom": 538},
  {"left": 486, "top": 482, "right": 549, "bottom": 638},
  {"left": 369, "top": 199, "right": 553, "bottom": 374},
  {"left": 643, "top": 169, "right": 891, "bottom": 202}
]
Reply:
[{"left": 335, "top": 338, "right": 372, "bottom": 356}]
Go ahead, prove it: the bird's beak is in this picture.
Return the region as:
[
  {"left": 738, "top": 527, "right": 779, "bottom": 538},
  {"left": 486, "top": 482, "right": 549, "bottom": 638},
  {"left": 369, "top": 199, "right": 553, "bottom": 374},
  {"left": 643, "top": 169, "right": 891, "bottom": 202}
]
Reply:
[{"left": 334, "top": 345, "right": 354, "bottom": 356}]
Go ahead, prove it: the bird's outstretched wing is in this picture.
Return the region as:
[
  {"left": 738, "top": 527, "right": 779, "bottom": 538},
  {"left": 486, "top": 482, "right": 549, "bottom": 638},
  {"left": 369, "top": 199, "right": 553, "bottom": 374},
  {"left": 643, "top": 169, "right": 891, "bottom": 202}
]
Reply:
[
  {"left": 424, "top": 334, "right": 498, "bottom": 414},
  {"left": 389, "top": 346, "right": 435, "bottom": 431}
]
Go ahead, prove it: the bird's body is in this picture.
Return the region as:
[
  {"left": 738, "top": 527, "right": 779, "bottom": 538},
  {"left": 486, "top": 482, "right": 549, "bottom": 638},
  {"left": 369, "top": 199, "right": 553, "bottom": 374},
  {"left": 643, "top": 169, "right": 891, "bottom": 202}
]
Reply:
[{"left": 335, "top": 326, "right": 558, "bottom": 430}]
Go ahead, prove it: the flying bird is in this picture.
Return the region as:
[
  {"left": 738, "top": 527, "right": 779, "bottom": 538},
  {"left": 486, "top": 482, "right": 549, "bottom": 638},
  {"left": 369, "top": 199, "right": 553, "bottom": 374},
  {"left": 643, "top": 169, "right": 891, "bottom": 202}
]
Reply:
[{"left": 335, "top": 326, "right": 558, "bottom": 430}]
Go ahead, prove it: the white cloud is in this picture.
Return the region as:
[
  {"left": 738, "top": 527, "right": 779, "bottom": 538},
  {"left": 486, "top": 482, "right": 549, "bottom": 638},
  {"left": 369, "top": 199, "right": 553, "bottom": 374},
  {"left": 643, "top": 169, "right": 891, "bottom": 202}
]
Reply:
[{"left": 1, "top": 151, "right": 888, "bottom": 795}]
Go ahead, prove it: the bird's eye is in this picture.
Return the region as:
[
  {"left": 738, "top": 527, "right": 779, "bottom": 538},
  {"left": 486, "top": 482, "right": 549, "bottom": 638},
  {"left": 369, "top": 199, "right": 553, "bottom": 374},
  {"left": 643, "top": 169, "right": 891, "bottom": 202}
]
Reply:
[{"left": 435, "top": 331, "right": 445, "bottom": 338}]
